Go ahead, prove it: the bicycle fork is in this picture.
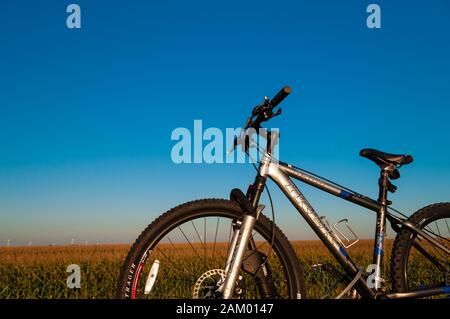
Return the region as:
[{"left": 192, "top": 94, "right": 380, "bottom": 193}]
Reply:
[{"left": 217, "top": 205, "right": 264, "bottom": 299}]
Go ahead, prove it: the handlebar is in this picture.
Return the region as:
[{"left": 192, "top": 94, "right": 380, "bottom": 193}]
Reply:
[
  {"left": 246, "top": 85, "right": 292, "bottom": 129},
  {"left": 229, "top": 86, "right": 291, "bottom": 155},
  {"left": 270, "top": 86, "right": 291, "bottom": 108}
]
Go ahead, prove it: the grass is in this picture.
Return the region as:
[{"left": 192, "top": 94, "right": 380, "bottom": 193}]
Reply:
[{"left": 0, "top": 239, "right": 443, "bottom": 299}]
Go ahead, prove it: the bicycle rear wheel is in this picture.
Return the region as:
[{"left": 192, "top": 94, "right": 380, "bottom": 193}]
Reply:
[
  {"left": 116, "top": 199, "right": 306, "bottom": 299},
  {"left": 391, "top": 202, "right": 450, "bottom": 296}
]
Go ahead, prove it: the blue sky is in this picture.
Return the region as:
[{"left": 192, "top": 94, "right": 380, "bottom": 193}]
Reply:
[{"left": 0, "top": 1, "right": 449, "bottom": 246}]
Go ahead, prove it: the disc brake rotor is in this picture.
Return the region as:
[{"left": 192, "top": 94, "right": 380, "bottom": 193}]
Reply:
[{"left": 193, "top": 269, "right": 226, "bottom": 299}]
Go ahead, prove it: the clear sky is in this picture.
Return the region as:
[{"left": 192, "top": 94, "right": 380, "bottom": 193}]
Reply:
[{"left": 0, "top": 1, "right": 449, "bottom": 246}]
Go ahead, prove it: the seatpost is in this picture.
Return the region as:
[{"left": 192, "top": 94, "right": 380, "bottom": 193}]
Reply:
[
  {"left": 378, "top": 168, "right": 390, "bottom": 207},
  {"left": 372, "top": 167, "right": 390, "bottom": 291}
]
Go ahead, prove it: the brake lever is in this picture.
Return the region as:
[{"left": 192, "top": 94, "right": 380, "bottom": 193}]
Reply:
[
  {"left": 272, "top": 108, "right": 282, "bottom": 118},
  {"left": 251, "top": 97, "right": 270, "bottom": 117},
  {"left": 259, "top": 106, "right": 282, "bottom": 124}
]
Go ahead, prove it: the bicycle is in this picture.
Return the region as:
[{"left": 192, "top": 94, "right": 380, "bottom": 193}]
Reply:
[{"left": 116, "top": 86, "right": 450, "bottom": 299}]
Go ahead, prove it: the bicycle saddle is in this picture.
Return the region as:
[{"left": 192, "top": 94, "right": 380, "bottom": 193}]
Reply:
[{"left": 360, "top": 148, "right": 413, "bottom": 167}]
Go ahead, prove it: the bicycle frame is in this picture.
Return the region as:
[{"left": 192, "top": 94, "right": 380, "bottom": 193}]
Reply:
[{"left": 243, "top": 151, "right": 450, "bottom": 299}]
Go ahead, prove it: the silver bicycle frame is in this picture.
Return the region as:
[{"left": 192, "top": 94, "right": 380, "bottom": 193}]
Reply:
[
  {"left": 220, "top": 135, "right": 449, "bottom": 299},
  {"left": 257, "top": 153, "right": 375, "bottom": 297}
]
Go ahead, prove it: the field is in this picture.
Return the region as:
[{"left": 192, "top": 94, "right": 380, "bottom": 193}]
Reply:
[{"left": 0, "top": 240, "right": 440, "bottom": 299}]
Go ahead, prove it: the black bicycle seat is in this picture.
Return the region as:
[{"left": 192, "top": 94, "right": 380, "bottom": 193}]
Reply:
[{"left": 360, "top": 148, "right": 413, "bottom": 167}]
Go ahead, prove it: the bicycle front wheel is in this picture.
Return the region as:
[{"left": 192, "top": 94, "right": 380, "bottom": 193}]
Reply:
[{"left": 116, "top": 199, "right": 306, "bottom": 299}]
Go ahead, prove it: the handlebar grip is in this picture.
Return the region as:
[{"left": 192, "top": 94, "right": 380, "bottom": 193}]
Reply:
[{"left": 270, "top": 86, "right": 292, "bottom": 107}]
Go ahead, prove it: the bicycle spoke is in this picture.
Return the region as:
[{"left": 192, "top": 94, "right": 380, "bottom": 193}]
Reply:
[
  {"left": 167, "top": 236, "right": 176, "bottom": 249},
  {"left": 212, "top": 217, "right": 220, "bottom": 260},
  {"left": 422, "top": 225, "right": 450, "bottom": 244},
  {"left": 178, "top": 226, "right": 203, "bottom": 260},
  {"left": 204, "top": 217, "right": 207, "bottom": 268},
  {"left": 166, "top": 236, "right": 185, "bottom": 259},
  {"left": 154, "top": 246, "right": 192, "bottom": 276},
  {"left": 191, "top": 221, "right": 206, "bottom": 250},
  {"left": 434, "top": 221, "right": 441, "bottom": 237}
]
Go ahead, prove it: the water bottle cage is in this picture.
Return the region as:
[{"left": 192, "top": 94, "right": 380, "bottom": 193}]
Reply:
[{"left": 321, "top": 217, "right": 360, "bottom": 249}]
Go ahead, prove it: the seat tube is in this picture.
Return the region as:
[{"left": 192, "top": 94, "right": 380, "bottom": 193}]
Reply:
[{"left": 372, "top": 169, "right": 389, "bottom": 291}]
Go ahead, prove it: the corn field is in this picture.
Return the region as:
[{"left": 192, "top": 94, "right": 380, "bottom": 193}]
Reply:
[{"left": 0, "top": 240, "right": 443, "bottom": 299}]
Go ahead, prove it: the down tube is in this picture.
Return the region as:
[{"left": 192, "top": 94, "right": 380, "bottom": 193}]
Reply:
[{"left": 267, "top": 167, "right": 374, "bottom": 298}]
